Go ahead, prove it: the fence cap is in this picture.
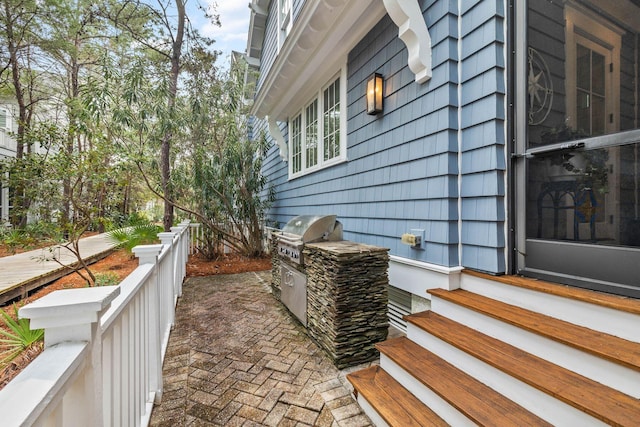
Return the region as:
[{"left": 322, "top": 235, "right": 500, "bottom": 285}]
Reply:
[
  {"left": 19, "top": 286, "right": 120, "bottom": 329},
  {"left": 157, "top": 232, "right": 176, "bottom": 245},
  {"left": 132, "top": 244, "right": 164, "bottom": 264}
]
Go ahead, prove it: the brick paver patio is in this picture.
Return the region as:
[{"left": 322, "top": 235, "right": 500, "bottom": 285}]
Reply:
[{"left": 149, "top": 271, "right": 375, "bottom": 426}]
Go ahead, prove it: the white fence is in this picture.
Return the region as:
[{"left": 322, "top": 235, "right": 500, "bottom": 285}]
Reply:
[{"left": 0, "top": 220, "right": 191, "bottom": 427}]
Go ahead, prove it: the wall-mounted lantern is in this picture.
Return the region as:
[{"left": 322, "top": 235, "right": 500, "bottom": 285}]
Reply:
[{"left": 366, "top": 73, "right": 384, "bottom": 115}]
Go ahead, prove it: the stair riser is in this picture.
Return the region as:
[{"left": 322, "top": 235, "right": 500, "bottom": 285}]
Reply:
[
  {"left": 406, "top": 325, "right": 608, "bottom": 426},
  {"left": 429, "top": 297, "right": 640, "bottom": 398},
  {"left": 379, "top": 354, "right": 476, "bottom": 427},
  {"left": 354, "top": 395, "right": 390, "bottom": 427},
  {"left": 460, "top": 275, "right": 639, "bottom": 342}
]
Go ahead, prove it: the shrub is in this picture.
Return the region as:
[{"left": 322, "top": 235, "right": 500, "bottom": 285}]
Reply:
[
  {"left": 0, "top": 305, "right": 44, "bottom": 368},
  {"left": 94, "top": 271, "right": 121, "bottom": 287},
  {"left": 107, "top": 223, "right": 162, "bottom": 254}
]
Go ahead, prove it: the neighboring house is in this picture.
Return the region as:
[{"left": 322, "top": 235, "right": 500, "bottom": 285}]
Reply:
[
  {"left": 0, "top": 104, "right": 17, "bottom": 223},
  {"left": 247, "top": 0, "right": 640, "bottom": 424},
  {"left": 0, "top": 95, "right": 63, "bottom": 225}
]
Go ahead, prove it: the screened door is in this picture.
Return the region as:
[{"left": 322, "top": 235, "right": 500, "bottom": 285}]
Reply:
[{"left": 515, "top": 0, "right": 640, "bottom": 298}]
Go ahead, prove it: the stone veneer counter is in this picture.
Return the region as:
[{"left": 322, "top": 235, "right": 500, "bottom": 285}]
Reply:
[{"left": 304, "top": 241, "right": 389, "bottom": 369}]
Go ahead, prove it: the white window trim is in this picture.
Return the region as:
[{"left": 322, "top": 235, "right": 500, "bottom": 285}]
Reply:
[{"left": 288, "top": 68, "right": 347, "bottom": 179}]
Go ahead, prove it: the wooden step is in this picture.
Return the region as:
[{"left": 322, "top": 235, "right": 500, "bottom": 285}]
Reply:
[
  {"left": 429, "top": 288, "right": 640, "bottom": 372},
  {"left": 347, "top": 365, "right": 448, "bottom": 427},
  {"left": 406, "top": 311, "right": 640, "bottom": 426},
  {"left": 377, "top": 337, "right": 552, "bottom": 427},
  {"left": 463, "top": 270, "right": 640, "bottom": 315}
]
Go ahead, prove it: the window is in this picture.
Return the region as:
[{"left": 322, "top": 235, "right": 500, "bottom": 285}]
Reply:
[
  {"left": 305, "top": 100, "right": 318, "bottom": 168},
  {"left": 0, "top": 108, "right": 10, "bottom": 132},
  {"left": 323, "top": 78, "right": 340, "bottom": 161},
  {"left": 576, "top": 43, "right": 606, "bottom": 136},
  {"left": 278, "top": 0, "right": 292, "bottom": 49},
  {"left": 289, "top": 72, "right": 346, "bottom": 177},
  {"left": 291, "top": 114, "right": 302, "bottom": 174},
  {"left": 564, "top": 4, "right": 621, "bottom": 136}
]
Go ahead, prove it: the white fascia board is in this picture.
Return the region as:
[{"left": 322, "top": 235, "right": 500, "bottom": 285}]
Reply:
[{"left": 252, "top": 0, "right": 386, "bottom": 121}]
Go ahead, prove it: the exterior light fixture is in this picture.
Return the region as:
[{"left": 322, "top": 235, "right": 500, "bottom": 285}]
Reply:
[{"left": 366, "top": 73, "right": 383, "bottom": 115}]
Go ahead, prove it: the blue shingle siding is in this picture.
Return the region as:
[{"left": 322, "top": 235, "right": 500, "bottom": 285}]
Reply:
[
  {"left": 259, "top": 0, "right": 507, "bottom": 272},
  {"left": 459, "top": 0, "right": 506, "bottom": 273}
]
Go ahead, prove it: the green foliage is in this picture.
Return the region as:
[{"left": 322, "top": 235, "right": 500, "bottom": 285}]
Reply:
[
  {"left": 94, "top": 271, "right": 121, "bottom": 287},
  {"left": 107, "top": 221, "right": 162, "bottom": 254},
  {"left": 0, "top": 222, "right": 62, "bottom": 253},
  {"left": 169, "top": 56, "right": 274, "bottom": 259},
  {"left": 0, "top": 229, "right": 35, "bottom": 253},
  {"left": 0, "top": 305, "right": 44, "bottom": 368}
]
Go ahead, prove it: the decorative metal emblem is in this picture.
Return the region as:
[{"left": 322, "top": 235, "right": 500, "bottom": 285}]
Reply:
[{"left": 528, "top": 47, "right": 554, "bottom": 125}]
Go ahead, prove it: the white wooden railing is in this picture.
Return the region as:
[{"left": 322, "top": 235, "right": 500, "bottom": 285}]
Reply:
[
  {"left": 188, "top": 222, "right": 202, "bottom": 255},
  {"left": 0, "top": 220, "right": 192, "bottom": 427}
]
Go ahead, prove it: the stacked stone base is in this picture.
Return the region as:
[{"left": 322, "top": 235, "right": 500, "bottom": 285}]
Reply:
[
  {"left": 304, "top": 241, "right": 389, "bottom": 369},
  {"left": 269, "top": 233, "right": 281, "bottom": 300}
]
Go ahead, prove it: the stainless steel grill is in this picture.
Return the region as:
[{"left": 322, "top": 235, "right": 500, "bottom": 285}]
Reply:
[
  {"left": 276, "top": 215, "right": 343, "bottom": 265},
  {"left": 275, "top": 215, "right": 343, "bottom": 326}
]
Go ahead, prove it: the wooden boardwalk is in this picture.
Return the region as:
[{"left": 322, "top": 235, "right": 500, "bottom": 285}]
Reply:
[{"left": 0, "top": 234, "right": 117, "bottom": 305}]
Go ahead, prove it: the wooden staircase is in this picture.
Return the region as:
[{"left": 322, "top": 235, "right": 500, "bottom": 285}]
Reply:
[{"left": 347, "top": 271, "right": 640, "bottom": 426}]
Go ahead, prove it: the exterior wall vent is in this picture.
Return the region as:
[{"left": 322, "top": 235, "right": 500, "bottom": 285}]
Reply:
[{"left": 388, "top": 285, "right": 411, "bottom": 332}]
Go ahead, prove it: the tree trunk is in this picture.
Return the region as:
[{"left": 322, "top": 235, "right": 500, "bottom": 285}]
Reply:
[
  {"left": 160, "top": 0, "right": 186, "bottom": 232},
  {"left": 4, "top": 0, "right": 30, "bottom": 228}
]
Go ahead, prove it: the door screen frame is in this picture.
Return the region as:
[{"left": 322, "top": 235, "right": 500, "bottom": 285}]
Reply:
[{"left": 511, "top": 0, "right": 640, "bottom": 298}]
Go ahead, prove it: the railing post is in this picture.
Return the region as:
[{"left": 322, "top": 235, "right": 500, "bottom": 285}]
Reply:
[
  {"left": 132, "top": 244, "right": 164, "bottom": 403},
  {"left": 170, "top": 226, "right": 185, "bottom": 297},
  {"left": 189, "top": 223, "right": 201, "bottom": 255},
  {"left": 158, "top": 231, "right": 176, "bottom": 286},
  {"left": 19, "top": 286, "right": 121, "bottom": 426},
  {"left": 132, "top": 244, "right": 163, "bottom": 265}
]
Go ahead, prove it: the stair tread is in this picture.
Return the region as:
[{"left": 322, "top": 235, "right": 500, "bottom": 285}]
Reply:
[
  {"left": 463, "top": 270, "right": 640, "bottom": 315},
  {"left": 407, "top": 311, "right": 640, "bottom": 426},
  {"left": 429, "top": 288, "right": 640, "bottom": 371},
  {"left": 347, "top": 365, "right": 448, "bottom": 427},
  {"left": 377, "top": 337, "right": 552, "bottom": 427}
]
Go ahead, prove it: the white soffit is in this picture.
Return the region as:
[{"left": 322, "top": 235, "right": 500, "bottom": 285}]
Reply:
[{"left": 252, "top": 0, "right": 386, "bottom": 120}]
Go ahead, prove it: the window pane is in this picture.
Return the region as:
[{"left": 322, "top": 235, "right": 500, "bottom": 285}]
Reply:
[
  {"left": 291, "top": 114, "right": 302, "bottom": 174},
  {"left": 591, "top": 50, "right": 605, "bottom": 95},
  {"left": 323, "top": 78, "right": 340, "bottom": 161},
  {"left": 576, "top": 90, "right": 590, "bottom": 133},
  {"left": 591, "top": 94, "right": 605, "bottom": 136},
  {"left": 305, "top": 100, "right": 318, "bottom": 168},
  {"left": 576, "top": 44, "right": 590, "bottom": 90}
]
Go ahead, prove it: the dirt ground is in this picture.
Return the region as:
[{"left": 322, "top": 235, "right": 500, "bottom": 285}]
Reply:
[{"left": 0, "top": 248, "right": 272, "bottom": 390}]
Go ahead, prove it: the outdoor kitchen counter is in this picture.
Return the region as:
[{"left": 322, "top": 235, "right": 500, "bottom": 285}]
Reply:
[
  {"left": 305, "top": 240, "right": 389, "bottom": 256},
  {"left": 303, "top": 240, "right": 389, "bottom": 369}
]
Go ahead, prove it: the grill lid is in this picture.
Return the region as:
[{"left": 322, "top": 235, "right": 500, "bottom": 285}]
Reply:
[{"left": 281, "top": 215, "right": 343, "bottom": 243}]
